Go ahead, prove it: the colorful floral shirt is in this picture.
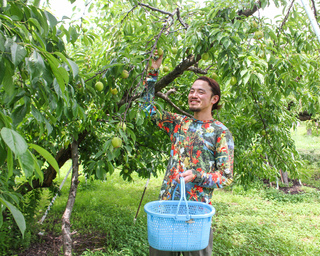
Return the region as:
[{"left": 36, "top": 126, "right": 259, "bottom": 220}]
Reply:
[{"left": 142, "top": 70, "right": 234, "bottom": 204}]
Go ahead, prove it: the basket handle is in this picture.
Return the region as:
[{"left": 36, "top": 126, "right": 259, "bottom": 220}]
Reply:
[{"left": 174, "top": 177, "right": 191, "bottom": 221}]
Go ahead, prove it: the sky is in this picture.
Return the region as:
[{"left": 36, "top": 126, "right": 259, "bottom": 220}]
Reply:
[
  {"left": 42, "top": 0, "right": 85, "bottom": 20},
  {"left": 45, "top": 0, "right": 283, "bottom": 21}
]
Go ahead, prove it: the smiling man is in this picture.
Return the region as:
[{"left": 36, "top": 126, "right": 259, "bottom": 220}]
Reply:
[{"left": 143, "top": 53, "right": 234, "bottom": 256}]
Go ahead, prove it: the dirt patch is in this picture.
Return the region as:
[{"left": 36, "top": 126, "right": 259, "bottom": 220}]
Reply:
[
  {"left": 263, "top": 178, "right": 319, "bottom": 194},
  {"left": 278, "top": 179, "right": 305, "bottom": 194},
  {"left": 16, "top": 231, "right": 108, "bottom": 256}
]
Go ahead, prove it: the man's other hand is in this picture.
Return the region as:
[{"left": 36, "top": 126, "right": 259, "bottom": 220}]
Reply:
[{"left": 175, "top": 170, "right": 195, "bottom": 184}]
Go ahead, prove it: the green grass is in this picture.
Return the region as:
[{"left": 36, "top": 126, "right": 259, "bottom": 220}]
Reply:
[
  {"left": 28, "top": 161, "right": 320, "bottom": 256},
  {"left": 12, "top": 122, "right": 320, "bottom": 256},
  {"left": 292, "top": 122, "right": 320, "bottom": 189}
]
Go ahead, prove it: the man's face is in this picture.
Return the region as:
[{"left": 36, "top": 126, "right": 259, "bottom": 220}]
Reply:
[{"left": 188, "top": 80, "right": 219, "bottom": 113}]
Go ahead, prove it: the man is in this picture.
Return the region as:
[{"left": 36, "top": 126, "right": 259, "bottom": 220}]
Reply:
[{"left": 143, "top": 52, "right": 234, "bottom": 256}]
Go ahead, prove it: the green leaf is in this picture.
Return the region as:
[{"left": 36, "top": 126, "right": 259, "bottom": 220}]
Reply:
[
  {"left": 2, "top": 59, "right": 14, "bottom": 96},
  {"left": 269, "top": 30, "right": 277, "bottom": 42},
  {"left": 18, "top": 150, "right": 34, "bottom": 178},
  {"left": 31, "top": 105, "right": 44, "bottom": 122},
  {"left": 11, "top": 104, "right": 28, "bottom": 127},
  {"left": 67, "top": 58, "right": 79, "bottom": 79},
  {"left": 126, "top": 128, "right": 136, "bottom": 143},
  {"left": 1, "top": 127, "right": 28, "bottom": 155},
  {"left": 7, "top": 148, "right": 13, "bottom": 179},
  {"left": 243, "top": 72, "right": 250, "bottom": 85},
  {"left": 0, "top": 212, "right": 3, "bottom": 229},
  {"left": 11, "top": 42, "right": 27, "bottom": 66},
  {"left": 44, "top": 10, "right": 58, "bottom": 28},
  {"left": 53, "top": 78, "right": 63, "bottom": 98},
  {"left": 44, "top": 119, "right": 53, "bottom": 135},
  {"left": 0, "top": 197, "right": 26, "bottom": 238},
  {"left": 0, "top": 111, "right": 11, "bottom": 128},
  {"left": 107, "top": 161, "right": 114, "bottom": 175},
  {"left": 68, "top": 26, "right": 79, "bottom": 44},
  {"left": 0, "top": 33, "right": 5, "bottom": 52},
  {"left": 29, "top": 143, "right": 59, "bottom": 173},
  {"left": 29, "top": 6, "right": 48, "bottom": 36},
  {"left": 0, "top": 139, "right": 6, "bottom": 166},
  {"left": 253, "top": 73, "right": 265, "bottom": 84},
  {"left": 46, "top": 54, "right": 67, "bottom": 93},
  {"left": 135, "top": 112, "right": 144, "bottom": 126},
  {"left": 31, "top": 152, "right": 44, "bottom": 182},
  {"left": 33, "top": 0, "right": 41, "bottom": 8},
  {"left": 28, "top": 18, "right": 43, "bottom": 33}
]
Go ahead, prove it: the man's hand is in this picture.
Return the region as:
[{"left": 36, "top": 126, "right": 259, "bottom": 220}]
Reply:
[
  {"left": 175, "top": 170, "right": 195, "bottom": 184},
  {"left": 150, "top": 49, "right": 163, "bottom": 70}
]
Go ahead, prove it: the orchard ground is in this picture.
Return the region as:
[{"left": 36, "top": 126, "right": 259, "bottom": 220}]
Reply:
[{"left": 14, "top": 123, "right": 320, "bottom": 256}]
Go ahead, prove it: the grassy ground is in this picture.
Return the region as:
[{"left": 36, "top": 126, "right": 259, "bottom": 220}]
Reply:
[
  {"left": 291, "top": 122, "right": 320, "bottom": 188},
  {"left": 17, "top": 123, "right": 320, "bottom": 256}
]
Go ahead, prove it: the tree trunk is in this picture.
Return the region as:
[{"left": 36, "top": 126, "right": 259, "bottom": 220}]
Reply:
[
  {"left": 17, "top": 131, "right": 88, "bottom": 195},
  {"left": 307, "top": 128, "right": 312, "bottom": 136},
  {"left": 280, "top": 169, "right": 289, "bottom": 185},
  {"left": 61, "top": 139, "right": 79, "bottom": 256}
]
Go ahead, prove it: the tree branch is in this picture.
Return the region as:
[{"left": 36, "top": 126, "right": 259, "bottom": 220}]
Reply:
[
  {"left": 121, "top": 5, "right": 138, "bottom": 23},
  {"left": 278, "top": 0, "right": 295, "bottom": 36},
  {"left": 138, "top": 2, "right": 173, "bottom": 16},
  {"left": 311, "top": 0, "right": 317, "bottom": 19},
  {"left": 176, "top": 8, "right": 189, "bottom": 29},
  {"left": 165, "top": 88, "right": 177, "bottom": 96},
  {"left": 155, "top": 54, "right": 201, "bottom": 92},
  {"left": 187, "top": 66, "right": 208, "bottom": 74},
  {"left": 156, "top": 91, "right": 192, "bottom": 118},
  {"left": 237, "top": 0, "right": 262, "bottom": 17}
]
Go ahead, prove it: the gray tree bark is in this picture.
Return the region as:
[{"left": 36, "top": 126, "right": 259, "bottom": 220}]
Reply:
[
  {"left": 62, "top": 139, "right": 79, "bottom": 256},
  {"left": 280, "top": 169, "right": 289, "bottom": 185}
]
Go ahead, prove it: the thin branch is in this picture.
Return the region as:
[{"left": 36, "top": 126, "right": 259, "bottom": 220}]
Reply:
[
  {"left": 278, "top": 0, "right": 295, "bottom": 36},
  {"left": 84, "top": 67, "right": 109, "bottom": 83},
  {"left": 138, "top": 2, "right": 173, "bottom": 16},
  {"left": 121, "top": 5, "right": 138, "bottom": 23},
  {"left": 311, "top": 0, "right": 318, "bottom": 19},
  {"left": 176, "top": 8, "right": 189, "bottom": 29},
  {"left": 156, "top": 91, "right": 193, "bottom": 118},
  {"left": 166, "top": 88, "right": 177, "bottom": 96},
  {"left": 118, "top": 14, "right": 173, "bottom": 108},
  {"left": 168, "top": 27, "right": 187, "bottom": 34}
]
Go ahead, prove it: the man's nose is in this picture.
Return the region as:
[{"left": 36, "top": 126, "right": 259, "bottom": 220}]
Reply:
[
  {"left": 191, "top": 92, "right": 199, "bottom": 97},
  {"left": 189, "top": 91, "right": 198, "bottom": 97}
]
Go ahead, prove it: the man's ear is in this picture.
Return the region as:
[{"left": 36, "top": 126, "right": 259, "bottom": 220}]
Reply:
[{"left": 211, "top": 95, "right": 219, "bottom": 105}]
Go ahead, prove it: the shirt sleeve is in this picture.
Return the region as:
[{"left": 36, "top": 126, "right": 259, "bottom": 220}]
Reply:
[
  {"left": 141, "top": 69, "right": 182, "bottom": 135},
  {"left": 141, "top": 68, "right": 158, "bottom": 115},
  {"left": 192, "top": 129, "right": 234, "bottom": 188}
]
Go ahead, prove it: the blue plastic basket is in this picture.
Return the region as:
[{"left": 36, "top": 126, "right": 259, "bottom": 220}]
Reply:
[{"left": 144, "top": 178, "right": 215, "bottom": 251}]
